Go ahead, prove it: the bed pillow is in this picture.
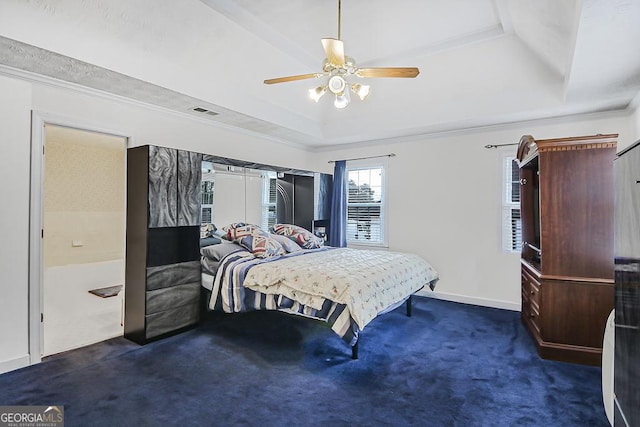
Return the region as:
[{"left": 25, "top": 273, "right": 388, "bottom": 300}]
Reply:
[
  {"left": 269, "top": 233, "right": 303, "bottom": 253},
  {"left": 271, "top": 223, "right": 324, "bottom": 249},
  {"left": 222, "top": 222, "right": 263, "bottom": 241},
  {"left": 236, "top": 232, "right": 285, "bottom": 258},
  {"left": 201, "top": 241, "right": 243, "bottom": 261},
  {"left": 200, "top": 236, "right": 222, "bottom": 248}
]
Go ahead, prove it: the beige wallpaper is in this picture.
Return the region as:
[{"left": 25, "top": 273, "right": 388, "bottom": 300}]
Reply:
[{"left": 44, "top": 125, "right": 126, "bottom": 267}]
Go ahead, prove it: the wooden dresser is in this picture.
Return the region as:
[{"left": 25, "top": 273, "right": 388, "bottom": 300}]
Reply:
[{"left": 517, "top": 134, "right": 617, "bottom": 365}]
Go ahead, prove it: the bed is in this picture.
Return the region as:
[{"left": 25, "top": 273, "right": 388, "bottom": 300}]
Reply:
[{"left": 200, "top": 223, "right": 439, "bottom": 359}]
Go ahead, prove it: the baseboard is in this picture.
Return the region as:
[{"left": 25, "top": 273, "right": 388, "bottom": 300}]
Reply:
[
  {"left": 0, "top": 354, "right": 31, "bottom": 375},
  {"left": 417, "top": 290, "right": 521, "bottom": 312}
]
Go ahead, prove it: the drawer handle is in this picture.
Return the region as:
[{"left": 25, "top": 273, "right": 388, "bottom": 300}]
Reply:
[
  {"left": 529, "top": 313, "right": 536, "bottom": 319},
  {"left": 530, "top": 290, "right": 535, "bottom": 295}
]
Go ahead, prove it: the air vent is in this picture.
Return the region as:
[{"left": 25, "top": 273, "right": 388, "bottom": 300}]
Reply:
[{"left": 192, "top": 107, "right": 219, "bottom": 116}]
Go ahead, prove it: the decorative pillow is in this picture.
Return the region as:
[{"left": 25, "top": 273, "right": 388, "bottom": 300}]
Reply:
[
  {"left": 269, "top": 233, "right": 303, "bottom": 253},
  {"left": 237, "top": 232, "right": 285, "bottom": 258},
  {"left": 200, "top": 223, "right": 217, "bottom": 238},
  {"left": 271, "top": 224, "right": 324, "bottom": 249},
  {"left": 222, "top": 222, "right": 263, "bottom": 241}
]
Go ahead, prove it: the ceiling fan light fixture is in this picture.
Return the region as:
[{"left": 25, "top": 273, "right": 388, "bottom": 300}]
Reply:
[
  {"left": 263, "top": 0, "right": 419, "bottom": 109},
  {"left": 328, "top": 75, "right": 346, "bottom": 94},
  {"left": 334, "top": 89, "right": 350, "bottom": 109},
  {"left": 351, "top": 83, "right": 370, "bottom": 101},
  {"left": 309, "top": 85, "right": 327, "bottom": 102}
]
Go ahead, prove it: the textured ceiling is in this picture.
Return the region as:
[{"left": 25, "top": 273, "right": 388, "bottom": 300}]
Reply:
[{"left": 0, "top": 0, "right": 638, "bottom": 148}]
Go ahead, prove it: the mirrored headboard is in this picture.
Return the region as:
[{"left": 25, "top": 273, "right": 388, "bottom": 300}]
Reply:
[{"left": 201, "top": 154, "right": 332, "bottom": 233}]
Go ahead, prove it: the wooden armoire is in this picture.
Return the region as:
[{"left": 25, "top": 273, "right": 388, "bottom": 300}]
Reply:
[{"left": 517, "top": 134, "right": 617, "bottom": 365}]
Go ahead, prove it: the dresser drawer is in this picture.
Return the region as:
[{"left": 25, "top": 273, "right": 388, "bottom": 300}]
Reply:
[
  {"left": 522, "top": 271, "right": 541, "bottom": 309},
  {"left": 145, "top": 303, "right": 199, "bottom": 339},
  {"left": 146, "top": 282, "right": 200, "bottom": 315},
  {"left": 146, "top": 260, "right": 201, "bottom": 291},
  {"left": 522, "top": 299, "right": 541, "bottom": 335}
]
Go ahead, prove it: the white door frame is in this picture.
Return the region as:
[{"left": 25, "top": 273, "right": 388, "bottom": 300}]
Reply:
[{"left": 29, "top": 111, "right": 130, "bottom": 364}]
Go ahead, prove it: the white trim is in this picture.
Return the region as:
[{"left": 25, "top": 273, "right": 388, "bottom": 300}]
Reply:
[
  {"left": 0, "top": 355, "right": 31, "bottom": 375},
  {"left": 1, "top": 63, "right": 631, "bottom": 153},
  {"left": 629, "top": 90, "right": 640, "bottom": 111},
  {"left": 311, "top": 108, "right": 630, "bottom": 152},
  {"left": 0, "top": 64, "right": 310, "bottom": 151},
  {"left": 418, "top": 289, "right": 521, "bottom": 312},
  {"left": 29, "top": 112, "right": 45, "bottom": 365},
  {"left": 29, "top": 111, "right": 130, "bottom": 367}
]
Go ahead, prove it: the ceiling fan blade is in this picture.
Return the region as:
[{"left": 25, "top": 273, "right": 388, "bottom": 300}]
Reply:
[
  {"left": 321, "top": 38, "right": 345, "bottom": 66},
  {"left": 264, "top": 73, "right": 321, "bottom": 85},
  {"left": 356, "top": 67, "right": 420, "bottom": 78}
]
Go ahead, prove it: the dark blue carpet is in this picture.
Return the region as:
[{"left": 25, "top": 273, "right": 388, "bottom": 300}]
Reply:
[{"left": 0, "top": 298, "right": 608, "bottom": 426}]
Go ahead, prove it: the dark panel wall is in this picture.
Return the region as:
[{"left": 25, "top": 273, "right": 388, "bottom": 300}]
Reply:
[{"left": 294, "top": 175, "right": 314, "bottom": 231}]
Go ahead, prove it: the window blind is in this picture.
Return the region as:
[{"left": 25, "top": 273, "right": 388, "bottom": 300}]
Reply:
[{"left": 502, "top": 156, "right": 522, "bottom": 252}]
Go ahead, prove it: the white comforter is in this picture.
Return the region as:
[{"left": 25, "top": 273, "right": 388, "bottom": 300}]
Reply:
[{"left": 242, "top": 247, "right": 438, "bottom": 330}]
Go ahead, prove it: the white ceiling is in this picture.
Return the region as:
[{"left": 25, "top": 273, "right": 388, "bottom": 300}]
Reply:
[{"left": 0, "top": 0, "right": 638, "bottom": 148}]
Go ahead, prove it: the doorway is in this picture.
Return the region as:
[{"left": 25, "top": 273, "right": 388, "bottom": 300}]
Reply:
[{"left": 40, "top": 124, "right": 126, "bottom": 356}]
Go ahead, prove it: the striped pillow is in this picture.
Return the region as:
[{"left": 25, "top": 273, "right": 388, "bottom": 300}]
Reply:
[
  {"left": 237, "top": 232, "right": 285, "bottom": 258},
  {"left": 222, "top": 222, "right": 262, "bottom": 241},
  {"left": 271, "top": 224, "right": 324, "bottom": 249},
  {"left": 269, "top": 233, "right": 303, "bottom": 253}
]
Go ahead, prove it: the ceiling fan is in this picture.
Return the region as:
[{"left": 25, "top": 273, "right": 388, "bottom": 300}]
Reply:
[{"left": 263, "top": 0, "right": 420, "bottom": 109}]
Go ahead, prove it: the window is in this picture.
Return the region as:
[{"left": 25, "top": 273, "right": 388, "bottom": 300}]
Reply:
[
  {"left": 346, "top": 162, "right": 386, "bottom": 246},
  {"left": 261, "top": 171, "right": 277, "bottom": 230},
  {"left": 502, "top": 155, "right": 522, "bottom": 252}
]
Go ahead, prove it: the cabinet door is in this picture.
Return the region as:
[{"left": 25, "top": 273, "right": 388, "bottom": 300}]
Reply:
[
  {"left": 177, "top": 150, "right": 202, "bottom": 226},
  {"left": 148, "top": 146, "right": 177, "bottom": 228}
]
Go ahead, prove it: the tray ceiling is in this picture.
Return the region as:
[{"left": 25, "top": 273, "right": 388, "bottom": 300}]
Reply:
[{"left": 0, "top": 0, "right": 638, "bottom": 148}]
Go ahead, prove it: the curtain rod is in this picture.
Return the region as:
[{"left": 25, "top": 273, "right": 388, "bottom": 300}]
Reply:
[
  {"left": 328, "top": 153, "right": 396, "bottom": 163},
  {"left": 484, "top": 143, "right": 518, "bottom": 149}
]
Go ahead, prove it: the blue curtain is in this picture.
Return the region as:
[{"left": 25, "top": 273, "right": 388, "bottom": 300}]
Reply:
[{"left": 328, "top": 160, "right": 347, "bottom": 247}]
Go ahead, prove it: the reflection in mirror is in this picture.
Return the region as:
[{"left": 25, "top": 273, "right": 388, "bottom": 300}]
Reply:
[
  {"left": 200, "top": 154, "right": 331, "bottom": 238},
  {"left": 261, "top": 170, "right": 277, "bottom": 230},
  {"left": 200, "top": 161, "right": 278, "bottom": 232},
  {"left": 201, "top": 161, "right": 214, "bottom": 224},
  {"left": 245, "top": 168, "right": 277, "bottom": 229}
]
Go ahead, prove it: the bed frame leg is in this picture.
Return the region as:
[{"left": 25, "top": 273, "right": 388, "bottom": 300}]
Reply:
[
  {"left": 351, "top": 340, "right": 359, "bottom": 360},
  {"left": 406, "top": 295, "right": 413, "bottom": 317}
]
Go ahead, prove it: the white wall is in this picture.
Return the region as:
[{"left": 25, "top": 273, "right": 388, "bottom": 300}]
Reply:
[
  {"left": 0, "top": 73, "right": 313, "bottom": 374},
  {"left": 313, "top": 111, "right": 634, "bottom": 310},
  {"left": 0, "top": 76, "right": 32, "bottom": 373}
]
